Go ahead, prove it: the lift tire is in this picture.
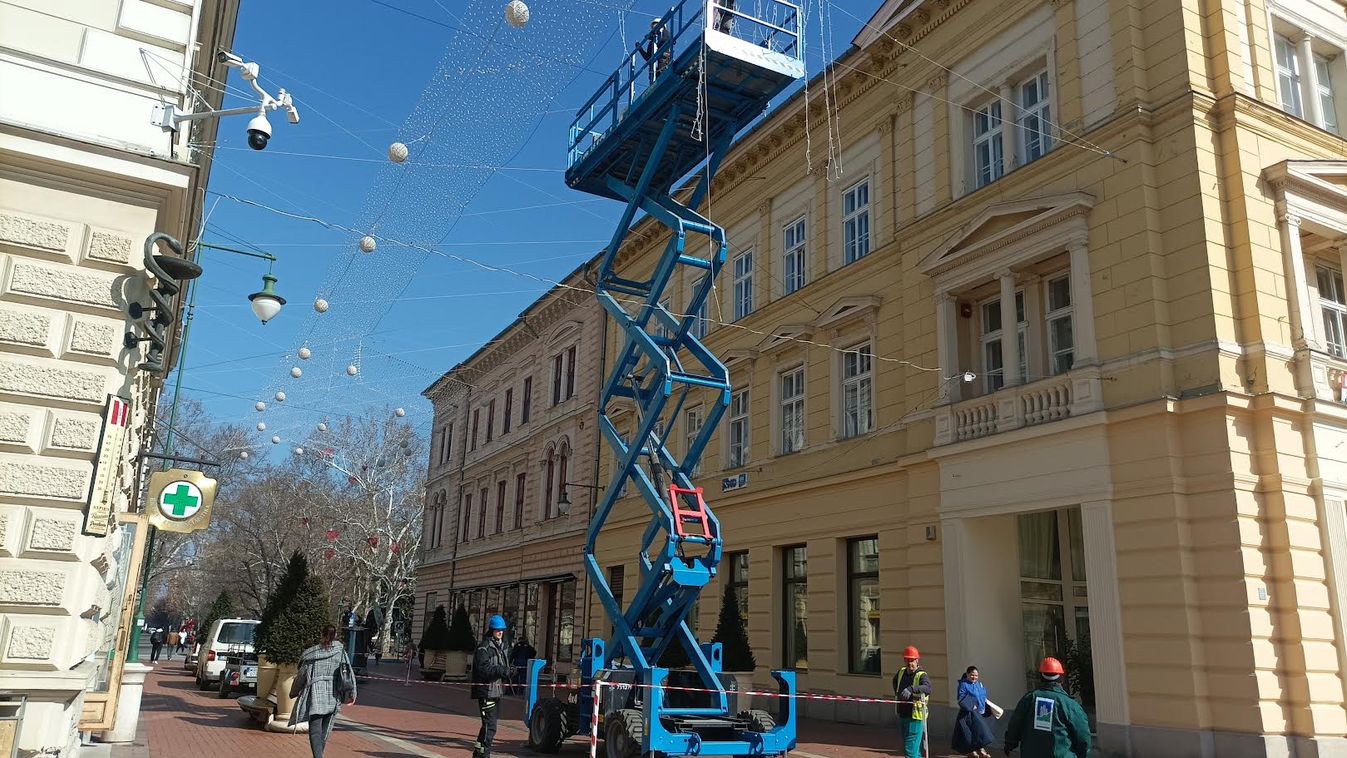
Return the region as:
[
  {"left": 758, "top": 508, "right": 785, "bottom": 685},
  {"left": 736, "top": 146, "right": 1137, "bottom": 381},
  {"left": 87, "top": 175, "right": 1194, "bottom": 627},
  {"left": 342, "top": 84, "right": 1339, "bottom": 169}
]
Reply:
[
  {"left": 528, "top": 697, "right": 569, "bottom": 753},
  {"left": 604, "top": 708, "right": 644, "bottom": 758},
  {"left": 739, "top": 709, "right": 775, "bottom": 733}
]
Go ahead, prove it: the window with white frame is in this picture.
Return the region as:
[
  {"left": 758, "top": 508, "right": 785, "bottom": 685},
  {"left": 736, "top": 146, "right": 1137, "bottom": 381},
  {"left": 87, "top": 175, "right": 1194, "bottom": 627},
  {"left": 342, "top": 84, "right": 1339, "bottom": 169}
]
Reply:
[
  {"left": 979, "top": 292, "right": 1026, "bottom": 394},
  {"left": 728, "top": 389, "right": 749, "bottom": 467},
  {"left": 1276, "top": 35, "right": 1305, "bottom": 118},
  {"left": 972, "top": 101, "right": 1004, "bottom": 189},
  {"left": 1018, "top": 71, "right": 1052, "bottom": 163},
  {"left": 780, "top": 366, "right": 806, "bottom": 454},
  {"left": 841, "top": 343, "right": 874, "bottom": 438},
  {"left": 783, "top": 216, "right": 807, "bottom": 293},
  {"left": 1319, "top": 265, "right": 1347, "bottom": 358},
  {"left": 658, "top": 296, "right": 673, "bottom": 340},
  {"left": 1045, "top": 274, "right": 1074, "bottom": 375},
  {"left": 842, "top": 180, "right": 871, "bottom": 264},
  {"left": 734, "top": 250, "right": 755, "bottom": 320},
  {"left": 685, "top": 407, "right": 704, "bottom": 475},
  {"left": 1315, "top": 56, "right": 1340, "bottom": 135},
  {"left": 688, "top": 274, "right": 710, "bottom": 339}
]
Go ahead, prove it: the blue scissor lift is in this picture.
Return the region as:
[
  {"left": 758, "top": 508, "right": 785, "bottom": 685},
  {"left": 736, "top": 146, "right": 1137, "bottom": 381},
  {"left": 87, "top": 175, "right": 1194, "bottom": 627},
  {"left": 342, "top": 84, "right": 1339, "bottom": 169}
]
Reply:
[{"left": 523, "top": 2, "right": 804, "bottom": 756}]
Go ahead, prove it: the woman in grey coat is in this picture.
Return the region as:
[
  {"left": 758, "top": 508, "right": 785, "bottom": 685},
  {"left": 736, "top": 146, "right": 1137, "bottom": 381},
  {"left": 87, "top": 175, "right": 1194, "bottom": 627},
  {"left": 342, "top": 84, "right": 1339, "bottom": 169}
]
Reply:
[{"left": 287, "top": 624, "right": 355, "bottom": 758}]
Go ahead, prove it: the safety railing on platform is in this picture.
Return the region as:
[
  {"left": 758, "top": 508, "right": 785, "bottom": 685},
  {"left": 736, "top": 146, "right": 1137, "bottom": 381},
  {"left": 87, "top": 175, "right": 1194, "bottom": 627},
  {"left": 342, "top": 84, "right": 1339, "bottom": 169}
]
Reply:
[{"left": 566, "top": 0, "right": 802, "bottom": 170}]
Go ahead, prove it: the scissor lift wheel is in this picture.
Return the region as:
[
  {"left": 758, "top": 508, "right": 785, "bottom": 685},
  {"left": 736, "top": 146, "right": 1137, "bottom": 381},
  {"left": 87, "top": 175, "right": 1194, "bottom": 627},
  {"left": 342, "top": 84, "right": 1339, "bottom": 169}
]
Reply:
[
  {"left": 605, "top": 709, "right": 645, "bottom": 758},
  {"left": 528, "top": 696, "right": 572, "bottom": 753}
]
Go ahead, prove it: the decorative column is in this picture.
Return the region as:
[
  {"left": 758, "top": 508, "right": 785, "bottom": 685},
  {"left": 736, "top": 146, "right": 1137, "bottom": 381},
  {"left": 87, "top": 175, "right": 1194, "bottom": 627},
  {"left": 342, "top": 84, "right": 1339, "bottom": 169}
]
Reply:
[
  {"left": 1021, "top": 273, "right": 1043, "bottom": 377},
  {"left": 999, "top": 271, "right": 1021, "bottom": 386},
  {"left": 1279, "top": 211, "right": 1318, "bottom": 350},
  {"left": 999, "top": 82, "right": 1016, "bottom": 176},
  {"left": 878, "top": 115, "right": 896, "bottom": 250},
  {"left": 937, "top": 293, "right": 961, "bottom": 403},
  {"left": 1079, "top": 500, "right": 1130, "bottom": 745},
  {"left": 1298, "top": 35, "right": 1324, "bottom": 127},
  {"left": 1068, "top": 239, "right": 1099, "bottom": 366}
]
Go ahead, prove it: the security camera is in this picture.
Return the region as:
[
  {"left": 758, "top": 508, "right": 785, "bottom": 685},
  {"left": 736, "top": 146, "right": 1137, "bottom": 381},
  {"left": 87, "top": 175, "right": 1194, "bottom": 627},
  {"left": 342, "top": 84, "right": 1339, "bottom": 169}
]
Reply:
[
  {"left": 217, "top": 50, "right": 244, "bottom": 66},
  {"left": 246, "top": 113, "right": 272, "bottom": 151}
]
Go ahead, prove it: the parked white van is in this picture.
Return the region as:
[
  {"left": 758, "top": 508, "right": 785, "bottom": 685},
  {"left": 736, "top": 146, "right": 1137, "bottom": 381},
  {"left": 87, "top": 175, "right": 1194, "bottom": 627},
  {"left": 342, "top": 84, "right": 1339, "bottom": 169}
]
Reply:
[{"left": 194, "top": 618, "right": 259, "bottom": 690}]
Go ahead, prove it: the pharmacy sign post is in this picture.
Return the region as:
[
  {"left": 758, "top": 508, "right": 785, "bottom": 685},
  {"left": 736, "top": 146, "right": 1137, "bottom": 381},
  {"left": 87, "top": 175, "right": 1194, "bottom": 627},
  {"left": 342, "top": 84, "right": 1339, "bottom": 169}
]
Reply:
[{"left": 146, "top": 469, "right": 217, "bottom": 533}]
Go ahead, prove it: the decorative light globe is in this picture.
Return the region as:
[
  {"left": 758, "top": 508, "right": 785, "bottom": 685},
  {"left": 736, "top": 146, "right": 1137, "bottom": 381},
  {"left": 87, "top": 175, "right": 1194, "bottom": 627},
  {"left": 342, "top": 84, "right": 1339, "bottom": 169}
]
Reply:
[
  {"left": 359, "top": 235, "right": 377, "bottom": 253},
  {"left": 394, "top": 407, "right": 406, "bottom": 417},
  {"left": 346, "top": 365, "right": 359, "bottom": 376},
  {"left": 271, "top": 435, "right": 281, "bottom": 444},
  {"left": 298, "top": 347, "right": 312, "bottom": 360},
  {"left": 505, "top": 0, "right": 529, "bottom": 28},
  {"left": 294, "top": 447, "right": 304, "bottom": 456},
  {"left": 388, "top": 142, "right": 409, "bottom": 163},
  {"left": 256, "top": 422, "right": 267, "bottom": 432},
  {"left": 290, "top": 367, "right": 302, "bottom": 378},
  {"left": 314, "top": 298, "right": 330, "bottom": 313},
  {"left": 275, "top": 391, "right": 286, "bottom": 402},
  {"left": 240, "top": 451, "right": 250, "bottom": 460},
  {"left": 317, "top": 422, "right": 328, "bottom": 433},
  {"left": 255, "top": 401, "right": 266, "bottom": 412}
]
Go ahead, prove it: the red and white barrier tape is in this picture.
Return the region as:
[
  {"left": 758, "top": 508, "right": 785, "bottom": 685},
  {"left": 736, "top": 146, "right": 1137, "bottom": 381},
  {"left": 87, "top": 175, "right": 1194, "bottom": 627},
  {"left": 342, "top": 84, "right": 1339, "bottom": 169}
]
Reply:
[{"left": 361, "top": 672, "right": 902, "bottom": 704}]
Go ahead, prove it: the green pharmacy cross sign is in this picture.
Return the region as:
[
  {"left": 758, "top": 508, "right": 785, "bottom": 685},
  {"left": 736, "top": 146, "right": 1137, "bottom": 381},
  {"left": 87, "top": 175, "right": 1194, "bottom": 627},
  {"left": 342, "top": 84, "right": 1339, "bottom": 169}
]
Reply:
[
  {"left": 146, "top": 469, "right": 217, "bottom": 533},
  {"left": 160, "top": 482, "right": 202, "bottom": 519}
]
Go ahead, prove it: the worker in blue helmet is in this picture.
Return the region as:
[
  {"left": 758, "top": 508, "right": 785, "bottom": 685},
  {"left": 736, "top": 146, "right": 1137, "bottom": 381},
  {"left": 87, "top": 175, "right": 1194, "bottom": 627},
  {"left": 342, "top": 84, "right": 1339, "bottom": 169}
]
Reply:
[{"left": 470, "top": 614, "right": 511, "bottom": 758}]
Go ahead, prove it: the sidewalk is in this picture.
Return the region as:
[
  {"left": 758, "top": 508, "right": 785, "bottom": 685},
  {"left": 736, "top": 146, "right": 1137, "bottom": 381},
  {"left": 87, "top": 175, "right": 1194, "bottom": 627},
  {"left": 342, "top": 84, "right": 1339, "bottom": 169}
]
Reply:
[{"left": 129, "top": 659, "right": 959, "bottom": 757}]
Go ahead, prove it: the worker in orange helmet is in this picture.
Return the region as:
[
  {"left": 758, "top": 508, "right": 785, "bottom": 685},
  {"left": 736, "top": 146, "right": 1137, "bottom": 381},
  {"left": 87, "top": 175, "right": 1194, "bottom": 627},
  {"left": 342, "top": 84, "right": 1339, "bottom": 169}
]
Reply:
[
  {"left": 891, "top": 645, "right": 932, "bottom": 757},
  {"left": 1003, "top": 657, "right": 1091, "bottom": 758}
]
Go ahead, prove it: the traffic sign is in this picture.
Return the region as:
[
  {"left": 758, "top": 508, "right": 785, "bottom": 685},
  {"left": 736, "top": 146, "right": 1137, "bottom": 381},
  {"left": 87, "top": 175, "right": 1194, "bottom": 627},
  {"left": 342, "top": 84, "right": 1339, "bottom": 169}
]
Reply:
[{"left": 146, "top": 469, "right": 217, "bottom": 533}]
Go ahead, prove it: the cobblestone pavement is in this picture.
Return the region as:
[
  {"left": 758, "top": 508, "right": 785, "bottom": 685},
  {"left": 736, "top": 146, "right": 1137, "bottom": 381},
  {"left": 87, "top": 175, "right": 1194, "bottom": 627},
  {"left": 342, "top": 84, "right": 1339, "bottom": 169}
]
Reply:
[{"left": 135, "top": 660, "right": 966, "bottom": 757}]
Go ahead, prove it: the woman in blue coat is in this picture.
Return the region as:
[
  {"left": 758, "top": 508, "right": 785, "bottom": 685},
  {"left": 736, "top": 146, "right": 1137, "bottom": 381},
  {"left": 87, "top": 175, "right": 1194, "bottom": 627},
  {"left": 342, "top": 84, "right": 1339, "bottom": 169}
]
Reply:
[{"left": 952, "top": 665, "right": 995, "bottom": 758}]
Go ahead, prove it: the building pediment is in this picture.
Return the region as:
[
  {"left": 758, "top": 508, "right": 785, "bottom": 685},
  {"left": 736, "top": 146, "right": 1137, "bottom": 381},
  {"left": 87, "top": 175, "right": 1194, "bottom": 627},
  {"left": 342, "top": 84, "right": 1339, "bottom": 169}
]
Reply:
[
  {"left": 1264, "top": 160, "right": 1347, "bottom": 236},
  {"left": 757, "top": 324, "right": 815, "bottom": 355},
  {"left": 815, "top": 295, "right": 882, "bottom": 331},
  {"left": 919, "top": 192, "right": 1094, "bottom": 280}
]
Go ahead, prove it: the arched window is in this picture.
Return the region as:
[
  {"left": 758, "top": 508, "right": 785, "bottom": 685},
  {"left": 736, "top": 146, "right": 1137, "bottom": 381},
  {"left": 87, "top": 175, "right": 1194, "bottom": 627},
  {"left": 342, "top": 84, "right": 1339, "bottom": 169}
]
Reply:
[{"left": 544, "top": 448, "right": 556, "bottom": 519}]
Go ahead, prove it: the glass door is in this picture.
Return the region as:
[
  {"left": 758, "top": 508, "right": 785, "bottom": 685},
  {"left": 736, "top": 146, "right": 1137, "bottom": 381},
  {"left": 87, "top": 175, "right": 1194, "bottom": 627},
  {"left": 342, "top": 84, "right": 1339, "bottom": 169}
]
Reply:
[{"left": 1017, "top": 508, "right": 1093, "bottom": 710}]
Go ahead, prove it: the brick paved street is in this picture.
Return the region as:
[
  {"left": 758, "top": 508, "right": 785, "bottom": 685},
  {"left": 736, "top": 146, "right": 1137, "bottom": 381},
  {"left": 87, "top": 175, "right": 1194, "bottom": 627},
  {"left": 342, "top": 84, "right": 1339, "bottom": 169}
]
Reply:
[{"left": 135, "top": 659, "right": 965, "bottom": 757}]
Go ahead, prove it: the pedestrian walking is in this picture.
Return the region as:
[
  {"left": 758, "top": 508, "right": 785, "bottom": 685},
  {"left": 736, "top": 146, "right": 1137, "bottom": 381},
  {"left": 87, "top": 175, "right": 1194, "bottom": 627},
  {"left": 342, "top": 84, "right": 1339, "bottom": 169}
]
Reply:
[
  {"left": 149, "top": 629, "right": 165, "bottom": 662},
  {"left": 288, "top": 624, "right": 357, "bottom": 758},
  {"left": 470, "top": 615, "right": 511, "bottom": 758},
  {"left": 1003, "top": 657, "right": 1090, "bottom": 758},
  {"left": 892, "top": 646, "right": 932, "bottom": 758},
  {"left": 952, "top": 666, "right": 995, "bottom": 758},
  {"left": 166, "top": 629, "right": 180, "bottom": 659},
  {"left": 509, "top": 637, "right": 536, "bottom": 692}
]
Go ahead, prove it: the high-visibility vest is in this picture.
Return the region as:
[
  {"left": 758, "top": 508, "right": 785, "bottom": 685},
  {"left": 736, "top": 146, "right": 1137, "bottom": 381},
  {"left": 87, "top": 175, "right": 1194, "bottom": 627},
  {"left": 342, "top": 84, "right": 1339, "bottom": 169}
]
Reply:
[{"left": 912, "top": 671, "right": 929, "bottom": 721}]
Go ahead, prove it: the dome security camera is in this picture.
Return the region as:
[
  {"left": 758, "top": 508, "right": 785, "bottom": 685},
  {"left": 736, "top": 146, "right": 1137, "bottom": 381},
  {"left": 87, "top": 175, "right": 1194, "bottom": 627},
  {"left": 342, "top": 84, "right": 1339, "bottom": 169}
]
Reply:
[{"left": 246, "top": 113, "right": 272, "bottom": 151}]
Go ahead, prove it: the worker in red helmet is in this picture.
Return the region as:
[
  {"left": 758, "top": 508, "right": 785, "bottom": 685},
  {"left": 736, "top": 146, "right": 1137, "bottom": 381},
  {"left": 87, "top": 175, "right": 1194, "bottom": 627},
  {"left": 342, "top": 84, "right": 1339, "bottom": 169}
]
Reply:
[
  {"left": 1003, "top": 657, "right": 1091, "bottom": 758},
  {"left": 892, "top": 645, "right": 933, "bottom": 757}
]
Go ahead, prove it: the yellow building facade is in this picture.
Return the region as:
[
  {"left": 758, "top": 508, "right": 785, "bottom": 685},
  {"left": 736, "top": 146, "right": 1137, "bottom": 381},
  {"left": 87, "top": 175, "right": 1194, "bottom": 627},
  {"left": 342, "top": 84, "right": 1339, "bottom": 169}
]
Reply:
[{"left": 584, "top": 0, "right": 1347, "bottom": 754}]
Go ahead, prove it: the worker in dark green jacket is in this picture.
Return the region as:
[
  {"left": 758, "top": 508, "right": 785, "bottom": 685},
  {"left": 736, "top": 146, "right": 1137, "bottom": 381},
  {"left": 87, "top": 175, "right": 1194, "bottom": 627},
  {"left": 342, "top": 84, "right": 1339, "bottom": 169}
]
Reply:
[{"left": 1003, "top": 657, "right": 1091, "bottom": 758}]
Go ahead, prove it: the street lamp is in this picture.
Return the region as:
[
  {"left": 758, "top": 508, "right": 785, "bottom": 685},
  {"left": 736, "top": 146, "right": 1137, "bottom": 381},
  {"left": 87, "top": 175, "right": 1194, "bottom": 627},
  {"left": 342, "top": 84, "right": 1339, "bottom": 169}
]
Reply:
[
  {"left": 248, "top": 273, "right": 286, "bottom": 324},
  {"left": 557, "top": 481, "right": 603, "bottom": 516}
]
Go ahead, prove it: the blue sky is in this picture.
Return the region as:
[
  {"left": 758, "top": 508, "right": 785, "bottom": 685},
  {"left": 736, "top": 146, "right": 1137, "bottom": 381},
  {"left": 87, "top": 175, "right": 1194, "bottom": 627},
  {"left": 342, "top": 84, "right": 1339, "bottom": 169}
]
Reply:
[{"left": 179, "top": 0, "right": 866, "bottom": 449}]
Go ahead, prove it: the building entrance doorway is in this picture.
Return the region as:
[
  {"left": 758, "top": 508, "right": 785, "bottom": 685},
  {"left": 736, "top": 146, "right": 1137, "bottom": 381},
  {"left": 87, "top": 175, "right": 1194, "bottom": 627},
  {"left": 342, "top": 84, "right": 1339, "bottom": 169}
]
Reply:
[{"left": 1017, "top": 508, "right": 1094, "bottom": 710}]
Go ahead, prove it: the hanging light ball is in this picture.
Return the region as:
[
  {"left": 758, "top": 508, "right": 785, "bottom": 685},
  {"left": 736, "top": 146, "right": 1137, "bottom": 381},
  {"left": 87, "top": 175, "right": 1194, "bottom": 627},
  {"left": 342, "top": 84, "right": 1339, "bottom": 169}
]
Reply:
[
  {"left": 504, "top": 0, "right": 530, "bottom": 28},
  {"left": 290, "top": 367, "right": 303, "bottom": 378},
  {"left": 387, "top": 142, "right": 409, "bottom": 163},
  {"left": 314, "top": 298, "right": 329, "bottom": 313},
  {"left": 346, "top": 365, "right": 359, "bottom": 376},
  {"left": 255, "top": 401, "right": 266, "bottom": 412},
  {"left": 359, "top": 235, "right": 377, "bottom": 254},
  {"left": 271, "top": 435, "right": 281, "bottom": 444},
  {"left": 404, "top": 447, "right": 414, "bottom": 456},
  {"left": 394, "top": 407, "right": 406, "bottom": 418},
  {"left": 275, "top": 391, "right": 287, "bottom": 402},
  {"left": 298, "top": 347, "right": 312, "bottom": 360},
  {"left": 239, "top": 451, "right": 250, "bottom": 460},
  {"left": 256, "top": 422, "right": 267, "bottom": 432},
  {"left": 294, "top": 447, "right": 304, "bottom": 456},
  {"left": 317, "top": 422, "right": 328, "bottom": 433}
]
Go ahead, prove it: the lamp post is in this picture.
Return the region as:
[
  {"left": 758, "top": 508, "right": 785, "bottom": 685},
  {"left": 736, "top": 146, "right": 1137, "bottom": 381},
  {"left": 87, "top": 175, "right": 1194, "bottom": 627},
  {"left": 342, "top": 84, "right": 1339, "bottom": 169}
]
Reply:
[
  {"left": 556, "top": 481, "right": 603, "bottom": 516},
  {"left": 126, "top": 240, "right": 284, "bottom": 661}
]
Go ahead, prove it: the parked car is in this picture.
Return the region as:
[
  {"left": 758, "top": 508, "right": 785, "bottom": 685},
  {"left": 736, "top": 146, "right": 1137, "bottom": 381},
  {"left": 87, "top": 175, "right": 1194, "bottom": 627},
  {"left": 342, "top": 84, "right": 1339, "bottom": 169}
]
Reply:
[
  {"left": 217, "top": 651, "right": 259, "bottom": 699},
  {"left": 194, "top": 618, "right": 259, "bottom": 690}
]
